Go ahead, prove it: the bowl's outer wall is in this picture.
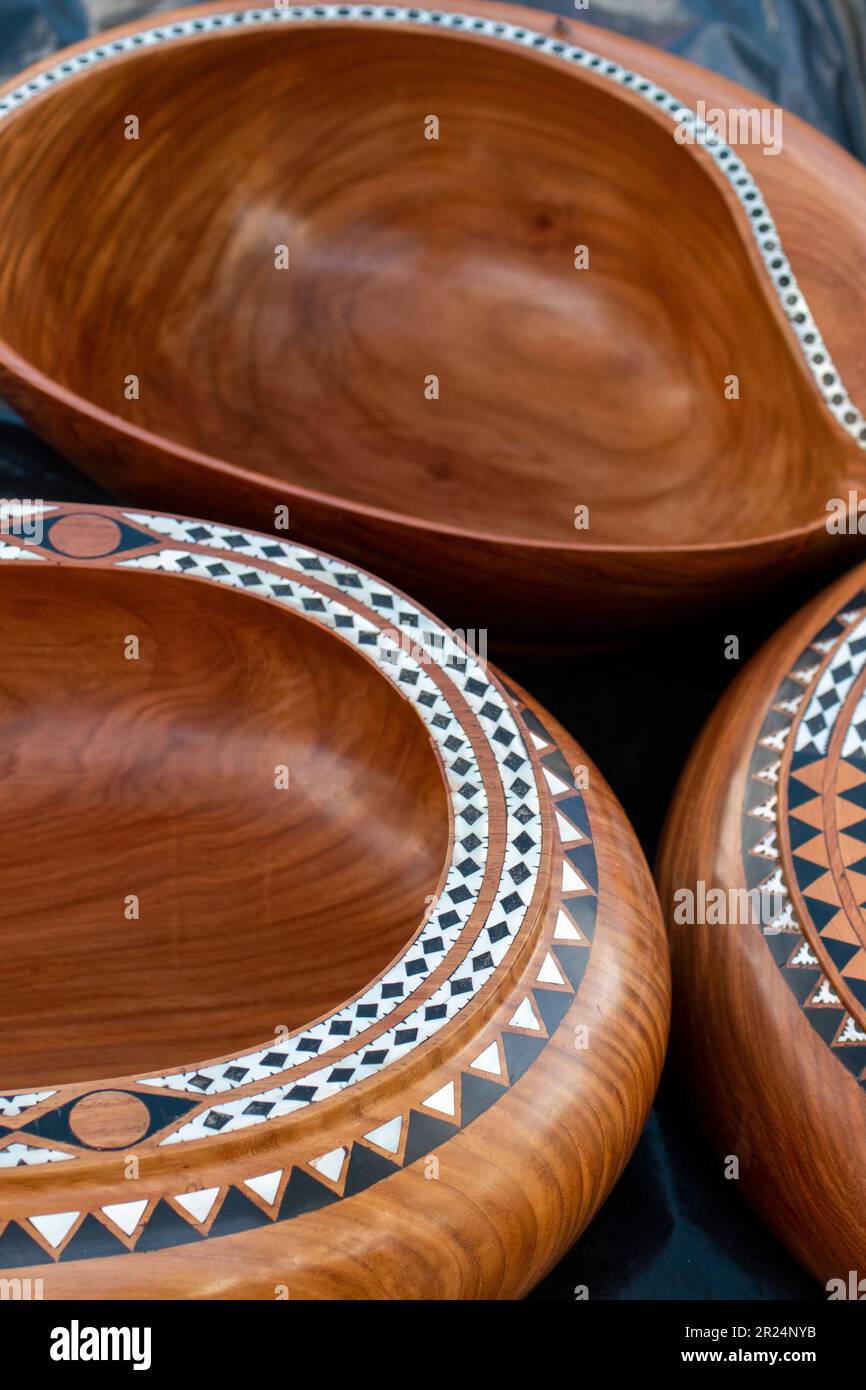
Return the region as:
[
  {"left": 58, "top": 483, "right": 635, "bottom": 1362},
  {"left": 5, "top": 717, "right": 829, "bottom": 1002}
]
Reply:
[{"left": 657, "top": 562, "right": 866, "bottom": 1285}]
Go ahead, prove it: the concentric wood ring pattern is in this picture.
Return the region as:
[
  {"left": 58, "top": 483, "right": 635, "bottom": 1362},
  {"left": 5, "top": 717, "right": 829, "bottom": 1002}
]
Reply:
[
  {"left": 1, "top": 4, "right": 866, "bottom": 646},
  {"left": 0, "top": 504, "right": 668, "bottom": 1298},
  {"left": 658, "top": 562, "right": 866, "bottom": 1284}
]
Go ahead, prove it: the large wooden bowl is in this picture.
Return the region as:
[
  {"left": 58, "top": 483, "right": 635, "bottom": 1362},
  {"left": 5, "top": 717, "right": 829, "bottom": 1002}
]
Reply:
[
  {"left": 1, "top": 4, "right": 866, "bottom": 647},
  {"left": 658, "top": 560, "right": 866, "bottom": 1285},
  {"left": 0, "top": 503, "right": 668, "bottom": 1298}
]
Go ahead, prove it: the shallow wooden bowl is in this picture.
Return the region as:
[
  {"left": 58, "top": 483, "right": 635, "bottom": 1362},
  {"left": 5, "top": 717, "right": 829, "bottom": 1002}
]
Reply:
[
  {"left": 658, "top": 561, "right": 866, "bottom": 1286},
  {"left": 0, "top": 503, "right": 668, "bottom": 1298},
  {"left": 2, "top": 4, "right": 866, "bottom": 647}
]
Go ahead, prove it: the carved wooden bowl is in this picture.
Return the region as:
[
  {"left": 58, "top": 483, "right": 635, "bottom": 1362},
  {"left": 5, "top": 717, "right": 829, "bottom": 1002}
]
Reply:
[
  {"left": 658, "top": 561, "right": 866, "bottom": 1286},
  {"left": 2, "top": 4, "right": 866, "bottom": 647},
  {"left": 0, "top": 503, "right": 668, "bottom": 1298}
]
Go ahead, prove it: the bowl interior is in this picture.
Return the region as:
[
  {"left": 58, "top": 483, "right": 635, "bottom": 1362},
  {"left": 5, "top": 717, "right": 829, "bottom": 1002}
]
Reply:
[
  {"left": 0, "top": 564, "right": 450, "bottom": 1089},
  {"left": 0, "top": 23, "right": 845, "bottom": 544}
]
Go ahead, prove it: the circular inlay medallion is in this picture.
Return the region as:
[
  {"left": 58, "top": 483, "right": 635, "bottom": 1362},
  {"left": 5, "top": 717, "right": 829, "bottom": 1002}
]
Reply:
[
  {"left": 68, "top": 1091, "right": 152, "bottom": 1149},
  {"left": 47, "top": 512, "right": 123, "bottom": 558}
]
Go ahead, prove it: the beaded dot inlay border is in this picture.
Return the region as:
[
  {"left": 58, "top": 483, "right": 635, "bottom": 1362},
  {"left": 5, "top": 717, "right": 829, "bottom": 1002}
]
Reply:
[{"left": 0, "top": 5, "right": 862, "bottom": 448}]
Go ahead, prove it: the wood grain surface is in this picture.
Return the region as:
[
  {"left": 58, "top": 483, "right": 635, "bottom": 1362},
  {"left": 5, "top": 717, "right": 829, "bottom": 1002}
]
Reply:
[
  {"left": 0, "top": 503, "right": 670, "bottom": 1298},
  {"left": 0, "top": 561, "right": 449, "bottom": 1086},
  {"left": 658, "top": 559, "right": 866, "bottom": 1285},
  {"left": 0, "top": 3, "right": 865, "bottom": 647}
]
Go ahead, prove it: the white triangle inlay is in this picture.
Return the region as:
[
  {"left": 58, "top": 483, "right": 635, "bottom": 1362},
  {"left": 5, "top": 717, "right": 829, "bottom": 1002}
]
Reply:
[
  {"left": 556, "top": 811, "right": 584, "bottom": 845},
  {"left": 29, "top": 1210, "right": 79, "bottom": 1249},
  {"left": 364, "top": 1116, "right": 402, "bottom": 1154},
  {"left": 175, "top": 1187, "right": 220, "bottom": 1225},
  {"left": 244, "top": 1170, "right": 283, "bottom": 1206},
  {"left": 508, "top": 996, "right": 541, "bottom": 1032},
  {"left": 422, "top": 1081, "right": 456, "bottom": 1117},
  {"left": 554, "top": 908, "right": 583, "bottom": 942},
  {"left": 543, "top": 767, "right": 572, "bottom": 796},
  {"left": 469, "top": 1042, "right": 502, "bottom": 1076},
  {"left": 101, "top": 1199, "right": 148, "bottom": 1237},
  {"left": 562, "top": 860, "right": 587, "bottom": 893},
  {"left": 309, "top": 1148, "right": 346, "bottom": 1183},
  {"left": 536, "top": 952, "right": 566, "bottom": 987},
  {"left": 530, "top": 731, "right": 549, "bottom": 751}
]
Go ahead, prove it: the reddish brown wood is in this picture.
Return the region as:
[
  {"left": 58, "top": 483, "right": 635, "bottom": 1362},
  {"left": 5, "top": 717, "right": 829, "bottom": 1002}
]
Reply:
[
  {"left": 0, "top": 4, "right": 865, "bottom": 647},
  {"left": 658, "top": 560, "right": 866, "bottom": 1286},
  {"left": 0, "top": 503, "right": 669, "bottom": 1298},
  {"left": 0, "top": 559, "right": 448, "bottom": 1087}
]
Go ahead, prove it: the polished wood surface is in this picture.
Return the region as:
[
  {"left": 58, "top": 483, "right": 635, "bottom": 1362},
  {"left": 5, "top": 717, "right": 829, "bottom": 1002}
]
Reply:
[
  {"left": 0, "top": 563, "right": 448, "bottom": 1087},
  {"left": 658, "top": 561, "right": 866, "bottom": 1285},
  {"left": 1, "top": 4, "right": 865, "bottom": 646},
  {"left": 0, "top": 504, "right": 670, "bottom": 1298}
]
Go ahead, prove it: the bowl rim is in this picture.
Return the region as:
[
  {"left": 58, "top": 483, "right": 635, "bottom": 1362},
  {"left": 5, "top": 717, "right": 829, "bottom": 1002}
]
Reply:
[
  {"left": 0, "top": 500, "right": 551, "bottom": 1122},
  {"left": 0, "top": 0, "right": 863, "bottom": 558}
]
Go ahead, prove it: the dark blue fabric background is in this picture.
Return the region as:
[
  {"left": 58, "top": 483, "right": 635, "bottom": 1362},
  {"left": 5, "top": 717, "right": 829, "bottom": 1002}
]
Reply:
[{"left": 1, "top": 0, "right": 862, "bottom": 1299}]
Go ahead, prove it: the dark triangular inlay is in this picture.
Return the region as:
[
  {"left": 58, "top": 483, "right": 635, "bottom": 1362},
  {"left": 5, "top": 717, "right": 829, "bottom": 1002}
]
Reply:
[
  {"left": 278, "top": 1168, "right": 340, "bottom": 1221},
  {"left": 502, "top": 1031, "right": 546, "bottom": 1084},
  {"left": 60, "top": 1213, "right": 129, "bottom": 1262},
  {"left": 783, "top": 965, "right": 822, "bottom": 1006},
  {"left": 566, "top": 844, "right": 598, "bottom": 892},
  {"left": 802, "top": 897, "right": 840, "bottom": 934},
  {"left": 559, "top": 895, "right": 597, "bottom": 941},
  {"left": 839, "top": 781, "right": 866, "bottom": 809},
  {"left": 403, "top": 1110, "right": 460, "bottom": 1167},
  {"left": 554, "top": 794, "right": 591, "bottom": 840},
  {"left": 839, "top": 819, "right": 866, "bottom": 845},
  {"left": 209, "top": 1186, "right": 273, "bottom": 1236},
  {"left": 787, "top": 816, "right": 820, "bottom": 852},
  {"left": 787, "top": 775, "right": 819, "bottom": 810},
  {"left": 804, "top": 1004, "right": 846, "bottom": 1045},
  {"left": 541, "top": 749, "right": 576, "bottom": 789},
  {"left": 822, "top": 937, "right": 860, "bottom": 973},
  {"left": 460, "top": 1071, "right": 507, "bottom": 1124},
  {"left": 0, "top": 1221, "right": 55, "bottom": 1268},
  {"left": 552, "top": 944, "right": 590, "bottom": 992},
  {"left": 792, "top": 855, "right": 827, "bottom": 891},
  {"left": 533, "top": 985, "right": 574, "bottom": 1035},
  {"left": 133, "top": 1199, "right": 202, "bottom": 1253},
  {"left": 343, "top": 1143, "right": 401, "bottom": 1197}
]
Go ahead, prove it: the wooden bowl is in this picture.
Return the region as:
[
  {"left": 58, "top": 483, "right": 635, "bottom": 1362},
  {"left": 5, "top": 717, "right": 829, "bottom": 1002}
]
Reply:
[
  {"left": 2, "top": 4, "right": 866, "bottom": 648},
  {"left": 0, "top": 503, "right": 668, "bottom": 1298},
  {"left": 658, "top": 560, "right": 866, "bottom": 1286}
]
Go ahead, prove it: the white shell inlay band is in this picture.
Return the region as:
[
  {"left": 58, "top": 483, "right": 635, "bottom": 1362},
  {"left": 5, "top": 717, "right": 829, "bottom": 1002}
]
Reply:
[{"left": 93, "top": 515, "right": 544, "bottom": 1138}]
